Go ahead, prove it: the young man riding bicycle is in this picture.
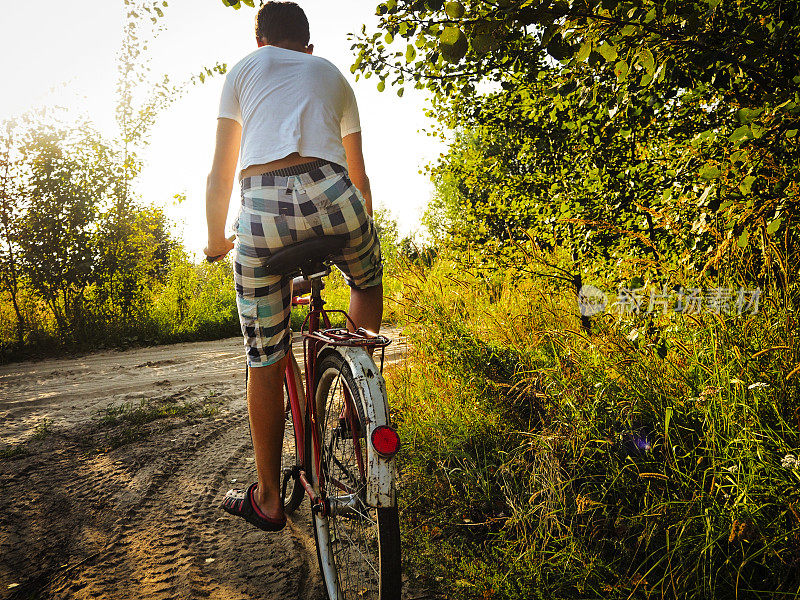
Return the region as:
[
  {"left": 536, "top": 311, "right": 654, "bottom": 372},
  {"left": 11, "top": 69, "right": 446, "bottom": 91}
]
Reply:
[{"left": 203, "top": 1, "right": 383, "bottom": 532}]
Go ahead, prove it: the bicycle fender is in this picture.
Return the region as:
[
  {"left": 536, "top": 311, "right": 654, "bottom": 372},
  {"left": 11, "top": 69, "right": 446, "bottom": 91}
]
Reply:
[{"left": 337, "top": 346, "right": 396, "bottom": 508}]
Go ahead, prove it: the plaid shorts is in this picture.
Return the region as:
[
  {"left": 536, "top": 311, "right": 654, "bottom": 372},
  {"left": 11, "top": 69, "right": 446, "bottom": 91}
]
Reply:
[{"left": 233, "top": 159, "right": 383, "bottom": 367}]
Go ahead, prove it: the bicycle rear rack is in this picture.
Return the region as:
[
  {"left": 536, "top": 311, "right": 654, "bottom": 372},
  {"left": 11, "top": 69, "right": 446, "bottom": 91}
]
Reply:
[{"left": 300, "top": 308, "right": 392, "bottom": 373}]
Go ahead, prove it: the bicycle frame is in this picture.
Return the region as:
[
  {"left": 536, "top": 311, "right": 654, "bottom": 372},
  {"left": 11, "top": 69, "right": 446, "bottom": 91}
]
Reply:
[{"left": 284, "top": 275, "right": 391, "bottom": 516}]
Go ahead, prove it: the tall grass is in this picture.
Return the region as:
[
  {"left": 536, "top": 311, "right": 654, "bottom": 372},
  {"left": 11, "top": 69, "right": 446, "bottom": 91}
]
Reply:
[{"left": 387, "top": 256, "right": 800, "bottom": 599}]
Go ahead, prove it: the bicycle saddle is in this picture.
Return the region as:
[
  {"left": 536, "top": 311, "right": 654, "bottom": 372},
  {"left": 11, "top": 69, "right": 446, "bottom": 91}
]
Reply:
[{"left": 264, "top": 235, "right": 348, "bottom": 278}]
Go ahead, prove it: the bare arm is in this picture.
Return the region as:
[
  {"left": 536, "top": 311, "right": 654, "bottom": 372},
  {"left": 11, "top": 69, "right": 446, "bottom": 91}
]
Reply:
[
  {"left": 204, "top": 117, "right": 242, "bottom": 260},
  {"left": 342, "top": 132, "right": 372, "bottom": 216}
]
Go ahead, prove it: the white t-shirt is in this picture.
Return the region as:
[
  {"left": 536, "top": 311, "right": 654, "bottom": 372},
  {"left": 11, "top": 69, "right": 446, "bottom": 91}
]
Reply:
[{"left": 218, "top": 45, "right": 361, "bottom": 172}]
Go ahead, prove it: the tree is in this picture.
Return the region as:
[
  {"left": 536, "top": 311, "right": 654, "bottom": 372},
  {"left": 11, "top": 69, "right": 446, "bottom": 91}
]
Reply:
[
  {"left": 0, "top": 121, "right": 26, "bottom": 344},
  {"left": 350, "top": 0, "right": 799, "bottom": 286},
  {"left": 15, "top": 117, "right": 119, "bottom": 337},
  {"left": 102, "top": 0, "right": 225, "bottom": 321}
]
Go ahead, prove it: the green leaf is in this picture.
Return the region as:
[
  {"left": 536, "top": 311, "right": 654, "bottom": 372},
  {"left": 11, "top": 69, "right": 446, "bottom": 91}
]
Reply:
[
  {"left": 766, "top": 217, "right": 782, "bottom": 235},
  {"left": 664, "top": 406, "right": 673, "bottom": 443},
  {"left": 405, "top": 44, "right": 416, "bottom": 62},
  {"left": 638, "top": 48, "right": 655, "bottom": 74},
  {"left": 614, "top": 60, "right": 628, "bottom": 81},
  {"left": 736, "top": 108, "right": 762, "bottom": 124},
  {"left": 541, "top": 24, "right": 558, "bottom": 48},
  {"left": 440, "top": 26, "right": 468, "bottom": 63},
  {"left": 440, "top": 26, "right": 462, "bottom": 45},
  {"left": 597, "top": 42, "right": 618, "bottom": 63},
  {"left": 377, "top": 80, "right": 386, "bottom": 92},
  {"left": 547, "top": 34, "right": 574, "bottom": 61},
  {"left": 241, "top": 0, "right": 255, "bottom": 6},
  {"left": 397, "top": 87, "right": 405, "bottom": 97},
  {"left": 576, "top": 41, "right": 591, "bottom": 62},
  {"left": 385, "top": 32, "right": 394, "bottom": 44},
  {"left": 729, "top": 125, "right": 753, "bottom": 143},
  {"left": 471, "top": 33, "right": 496, "bottom": 54},
  {"left": 787, "top": 129, "right": 798, "bottom": 138},
  {"left": 737, "top": 229, "right": 749, "bottom": 249},
  {"left": 699, "top": 164, "right": 721, "bottom": 180},
  {"left": 739, "top": 175, "right": 756, "bottom": 194},
  {"left": 444, "top": 1, "right": 465, "bottom": 18}
]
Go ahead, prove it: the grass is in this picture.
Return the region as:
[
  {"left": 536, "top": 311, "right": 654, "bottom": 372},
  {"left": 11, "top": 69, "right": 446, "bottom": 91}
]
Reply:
[
  {"left": 0, "top": 418, "right": 55, "bottom": 461},
  {"left": 0, "top": 444, "right": 30, "bottom": 461},
  {"left": 96, "top": 394, "right": 222, "bottom": 449},
  {"left": 31, "top": 418, "right": 53, "bottom": 439},
  {"left": 386, "top": 256, "right": 800, "bottom": 600}
]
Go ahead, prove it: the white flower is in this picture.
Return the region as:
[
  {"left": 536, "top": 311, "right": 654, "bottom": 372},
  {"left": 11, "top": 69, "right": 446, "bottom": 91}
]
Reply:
[
  {"left": 781, "top": 454, "right": 798, "bottom": 469},
  {"left": 725, "top": 464, "right": 739, "bottom": 474},
  {"left": 747, "top": 382, "right": 770, "bottom": 390},
  {"left": 730, "top": 378, "right": 745, "bottom": 385}
]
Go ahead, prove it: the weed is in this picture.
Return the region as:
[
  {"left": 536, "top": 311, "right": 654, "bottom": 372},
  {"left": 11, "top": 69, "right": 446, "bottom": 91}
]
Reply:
[
  {"left": 388, "top": 257, "right": 800, "bottom": 599},
  {"left": 95, "top": 395, "right": 221, "bottom": 449},
  {"left": 0, "top": 444, "right": 30, "bottom": 461},
  {"left": 99, "top": 399, "right": 198, "bottom": 427},
  {"left": 31, "top": 418, "right": 53, "bottom": 439}
]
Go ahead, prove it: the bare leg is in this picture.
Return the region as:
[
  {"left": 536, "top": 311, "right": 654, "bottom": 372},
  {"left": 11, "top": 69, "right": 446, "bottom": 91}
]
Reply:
[
  {"left": 247, "top": 353, "right": 289, "bottom": 518},
  {"left": 348, "top": 283, "right": 383, "bottom": 334}
]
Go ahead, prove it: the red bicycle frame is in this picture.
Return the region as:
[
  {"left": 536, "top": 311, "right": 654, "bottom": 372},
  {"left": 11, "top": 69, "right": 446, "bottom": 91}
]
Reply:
[{"left": 284, "top": 276, "right": 390, "bottom": 516}]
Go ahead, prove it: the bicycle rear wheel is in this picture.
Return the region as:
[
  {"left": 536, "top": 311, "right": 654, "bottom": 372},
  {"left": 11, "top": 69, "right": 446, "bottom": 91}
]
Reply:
[
  {"left": 308, "top": 352, "right": 401, "bottom": 600},
  {"left": 281, "top": 353, "right": 305, "bottom": 513}
]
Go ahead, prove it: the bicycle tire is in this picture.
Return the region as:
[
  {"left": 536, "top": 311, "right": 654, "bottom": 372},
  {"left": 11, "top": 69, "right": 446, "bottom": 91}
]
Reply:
[
  {"left": 306, "top": 351, "right": 401, "bottom": 600},
  {"left": 281, "top": 354, "right": 305, "bottom": 513}
]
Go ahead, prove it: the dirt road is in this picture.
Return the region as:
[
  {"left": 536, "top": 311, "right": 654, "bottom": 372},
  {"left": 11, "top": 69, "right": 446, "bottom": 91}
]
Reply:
[{"left": 0, "top": 331, "right": 428, "bottom": 600}]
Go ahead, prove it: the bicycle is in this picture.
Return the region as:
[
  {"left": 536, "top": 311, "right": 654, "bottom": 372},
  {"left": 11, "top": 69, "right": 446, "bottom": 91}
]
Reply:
[{"left": 210, "top": 234, "right": 402, "bottom": 600}]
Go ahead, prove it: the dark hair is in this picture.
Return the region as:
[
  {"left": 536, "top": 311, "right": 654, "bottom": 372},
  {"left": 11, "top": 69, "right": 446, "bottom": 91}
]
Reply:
[{"left": 256, "top": 2, "right": 310, "bottom": 46}]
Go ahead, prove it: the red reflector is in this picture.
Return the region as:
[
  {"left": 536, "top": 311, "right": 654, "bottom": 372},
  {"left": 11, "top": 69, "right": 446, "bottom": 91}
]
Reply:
[{"left": 371, "top": 426, "right": 400, "bottom": 457}]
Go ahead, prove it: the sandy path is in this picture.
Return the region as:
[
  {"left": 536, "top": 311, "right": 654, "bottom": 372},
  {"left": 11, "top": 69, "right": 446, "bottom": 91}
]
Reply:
[{"left": 0, "top": 331, "right": 432, "bottom": 600}]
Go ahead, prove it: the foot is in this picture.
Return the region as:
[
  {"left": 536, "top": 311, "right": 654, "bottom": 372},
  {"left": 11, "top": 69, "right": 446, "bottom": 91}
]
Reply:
[
  {"left": 221, "top": 483, "right": 286, "bottom": 532},
  {"left": 251, "top": 484, "right": 285, "bottom": 522}
]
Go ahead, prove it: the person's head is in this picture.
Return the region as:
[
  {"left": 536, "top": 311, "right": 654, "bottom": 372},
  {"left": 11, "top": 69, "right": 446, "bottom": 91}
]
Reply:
[{"left": 256, "top": 2, "right": 312, "bottom": 53}]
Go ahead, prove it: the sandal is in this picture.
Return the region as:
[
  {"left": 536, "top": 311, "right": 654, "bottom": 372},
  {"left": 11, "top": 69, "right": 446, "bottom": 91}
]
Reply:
[{"left": 221, "top": 482, "right": 287, "bottom": 532}]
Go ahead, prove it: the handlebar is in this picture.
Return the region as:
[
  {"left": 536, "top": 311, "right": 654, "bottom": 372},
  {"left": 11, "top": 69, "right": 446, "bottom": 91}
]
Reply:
[{"left": 205, "top": 234, "right": 236, "bottom": 263}]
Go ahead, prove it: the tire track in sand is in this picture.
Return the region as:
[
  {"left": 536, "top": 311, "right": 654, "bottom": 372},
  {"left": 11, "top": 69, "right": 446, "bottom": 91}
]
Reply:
[{"left": 0, "top": 331, "right": 426, "bottom": 600}]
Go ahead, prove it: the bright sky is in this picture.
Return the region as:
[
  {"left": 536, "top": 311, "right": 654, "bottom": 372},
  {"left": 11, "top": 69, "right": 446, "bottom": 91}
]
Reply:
[{"left": 0, "top": 0, "right": 444, "bottom": 255}]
